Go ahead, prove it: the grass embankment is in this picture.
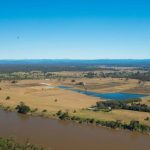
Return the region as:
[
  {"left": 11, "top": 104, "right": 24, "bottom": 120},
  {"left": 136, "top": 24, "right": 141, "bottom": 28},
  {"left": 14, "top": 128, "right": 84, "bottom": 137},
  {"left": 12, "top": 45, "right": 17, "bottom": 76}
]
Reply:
[
  {"left": 56, "top": 110, "right": 150, "bottom": 134},
  {"left": 0, "top": 137, "right": 45, "bottom": 150},
  {"left": 72, "top": 109, "right": 150, "bottom": 126}
]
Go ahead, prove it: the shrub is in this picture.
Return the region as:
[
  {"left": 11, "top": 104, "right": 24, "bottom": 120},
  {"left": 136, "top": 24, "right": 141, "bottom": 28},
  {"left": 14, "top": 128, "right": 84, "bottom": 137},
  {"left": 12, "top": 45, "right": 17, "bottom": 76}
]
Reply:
[
  {"left": 56, "top": 111, "right": 69, "bottom": 120},
  {"left": 129, "top": 120, "right": 140, "bottom": 131},
  {"left": 6, "top": 96, "right": 10, "bottom": 100},
  {"left": 71, "top": 79, "right": 76, "bottom": 82},
  {"left": 73, "top": 110, "right": 76, "bottom": 113},
  {"left": 31, "top": 108, "right": 38, "bottom": 113},
  {"left": 11, "top": 80, "right": 17, "bottom": 84},
  {"left": 56, "top": 110, "right": 62, "bottom": 116},
  {"left": 144, "top": 117, "right": 150, "bottom": 121},
  {"left": 42, "top": 109, "right": 47, "bottom": 113},
  {"left": 16, "top": 102, "right": 30, "bottom": 114},
  {"left": 4, "top": 106, "right": 10, "bottom": 111},
  {"left": 76, "top": 82, "right": 85, "bottom": 86}
]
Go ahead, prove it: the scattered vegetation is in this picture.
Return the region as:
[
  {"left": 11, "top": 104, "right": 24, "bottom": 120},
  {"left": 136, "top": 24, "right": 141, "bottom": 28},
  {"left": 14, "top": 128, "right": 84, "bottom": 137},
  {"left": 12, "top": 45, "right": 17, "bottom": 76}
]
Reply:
[
  {"left": 104, "top": 71, "right": 150, "bottom": 81},
  {"left": 0, "top": 137, "right": 45, "bottom": 150},
  {"left": 4, "top": 106, "right": 11, "bottom": 111}
]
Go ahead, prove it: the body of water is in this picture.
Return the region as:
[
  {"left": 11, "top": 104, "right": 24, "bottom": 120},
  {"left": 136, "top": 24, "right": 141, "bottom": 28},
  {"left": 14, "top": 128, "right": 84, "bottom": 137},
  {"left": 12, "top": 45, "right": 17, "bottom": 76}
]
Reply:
[
  {"left": 58, "top": 86, "right": 146, "bottom": 100},
  {"left": 0, "top": 110, "right": 149, "bottom": 150}
]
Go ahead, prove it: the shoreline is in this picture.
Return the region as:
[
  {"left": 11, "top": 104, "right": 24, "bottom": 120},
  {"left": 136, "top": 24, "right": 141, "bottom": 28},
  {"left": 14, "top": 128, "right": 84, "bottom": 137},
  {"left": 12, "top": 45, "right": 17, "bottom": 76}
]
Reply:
[{"left": 0, "top": 104, "right": 150, "bottom": 135}]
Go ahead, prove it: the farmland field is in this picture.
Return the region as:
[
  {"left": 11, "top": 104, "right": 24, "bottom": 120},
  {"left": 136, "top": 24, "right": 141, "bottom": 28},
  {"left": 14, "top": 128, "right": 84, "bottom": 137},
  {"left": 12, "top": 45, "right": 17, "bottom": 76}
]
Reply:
[{"left": 0, "top": 76, "right": 150, "bottom": 126}]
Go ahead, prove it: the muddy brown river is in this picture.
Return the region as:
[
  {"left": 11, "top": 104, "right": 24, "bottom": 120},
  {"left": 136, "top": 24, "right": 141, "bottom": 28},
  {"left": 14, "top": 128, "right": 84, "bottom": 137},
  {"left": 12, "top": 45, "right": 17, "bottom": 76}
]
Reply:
[{"left": 0, "top": 110, "right": 149, "bottom": 150}]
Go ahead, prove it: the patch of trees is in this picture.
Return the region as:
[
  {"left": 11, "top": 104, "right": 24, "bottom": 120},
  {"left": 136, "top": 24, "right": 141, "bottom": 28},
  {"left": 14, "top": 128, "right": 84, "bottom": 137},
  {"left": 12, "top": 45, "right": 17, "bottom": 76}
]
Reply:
[
  {"left": 56, "top": 111, "right": 150, "bottom": 133},
  {"left": 1, "top": 67, "right": 150, "bottom": 82},
  {"left": 84, "top": 72, "right": 97, "bottom": 78},
  {"left": 104, "top": 71, "right": 150, "bottom": 81},
  {"left": 96, "top": 99, "right": 150, "bottom": 113},
  {"left": 16, "top": 102, "right": 31, "bottom": 114},
  {"left": 83, "top": 71, "right": 150, "bottom": 81},
  {"left": 0, "top": 64, "right": 100, "bottom": 73}
]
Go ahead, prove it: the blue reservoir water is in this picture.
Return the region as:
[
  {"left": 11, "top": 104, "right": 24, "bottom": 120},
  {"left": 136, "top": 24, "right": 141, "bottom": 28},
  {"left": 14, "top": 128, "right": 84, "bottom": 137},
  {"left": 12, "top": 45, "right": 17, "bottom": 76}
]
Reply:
[{"left": 58, "top": 86, "right": 146, "bottom": 101}]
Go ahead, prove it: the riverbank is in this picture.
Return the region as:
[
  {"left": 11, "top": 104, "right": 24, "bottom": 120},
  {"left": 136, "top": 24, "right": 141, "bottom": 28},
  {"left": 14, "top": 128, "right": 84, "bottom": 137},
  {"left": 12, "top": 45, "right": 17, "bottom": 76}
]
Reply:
[
  {"left": 57, "top": 110, "right": 150, "bottom": 134},
  {"left": 0, "top": 103, "right": 150, "bottom": 135}
]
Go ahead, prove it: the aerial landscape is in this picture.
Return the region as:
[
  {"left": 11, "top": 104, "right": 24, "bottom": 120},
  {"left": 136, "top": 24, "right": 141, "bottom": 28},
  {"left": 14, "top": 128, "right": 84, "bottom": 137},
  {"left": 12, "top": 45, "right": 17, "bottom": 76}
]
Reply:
[{"left": 0, "top": 0, "right": 150, "bottom": 150}]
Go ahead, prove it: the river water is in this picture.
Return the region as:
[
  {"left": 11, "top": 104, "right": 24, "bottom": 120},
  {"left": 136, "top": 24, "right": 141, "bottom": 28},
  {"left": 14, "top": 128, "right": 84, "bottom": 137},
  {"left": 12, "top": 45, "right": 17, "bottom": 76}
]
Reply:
[{"left": 0, "top": 110, "right": 149, "bottom": 150}]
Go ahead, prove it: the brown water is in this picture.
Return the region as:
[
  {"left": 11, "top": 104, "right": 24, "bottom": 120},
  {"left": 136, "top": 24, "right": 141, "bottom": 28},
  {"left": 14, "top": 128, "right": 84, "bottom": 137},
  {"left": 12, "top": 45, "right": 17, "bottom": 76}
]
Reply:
[{"left": 0, "top": 110, "right": 149, "bottom": 150}]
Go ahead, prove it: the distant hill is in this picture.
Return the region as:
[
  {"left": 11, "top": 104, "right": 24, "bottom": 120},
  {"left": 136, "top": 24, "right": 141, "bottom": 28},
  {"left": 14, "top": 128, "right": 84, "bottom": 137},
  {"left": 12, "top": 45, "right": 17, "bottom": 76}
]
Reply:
[
  {"left": 0, "top": 59, "right": 150, "bottom": 65},
  {"left": 0, "top": 59, "right": 150, "bottom": 72}
]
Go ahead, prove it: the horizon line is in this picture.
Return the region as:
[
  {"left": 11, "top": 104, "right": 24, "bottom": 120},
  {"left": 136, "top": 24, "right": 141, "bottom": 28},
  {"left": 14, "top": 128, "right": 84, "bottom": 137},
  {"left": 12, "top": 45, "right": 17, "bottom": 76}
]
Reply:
[{"left": 0, "top": 58, "right": 150, "bottom": 61}]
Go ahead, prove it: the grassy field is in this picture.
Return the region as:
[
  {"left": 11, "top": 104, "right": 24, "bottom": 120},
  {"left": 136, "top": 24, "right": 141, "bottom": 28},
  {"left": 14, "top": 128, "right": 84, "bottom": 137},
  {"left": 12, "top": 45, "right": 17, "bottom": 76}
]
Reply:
[
  {"left": 0, "top": 80, "right": 99, "bottom": 113},
  {"left": 71, "top": 109, "right": 150, "bottom": 126},
  {"left": 57, "top": 77, "right": 150, "bottom": 94},
  {"left": 0, "top": 78, "right": 150, "bottom": 127}
]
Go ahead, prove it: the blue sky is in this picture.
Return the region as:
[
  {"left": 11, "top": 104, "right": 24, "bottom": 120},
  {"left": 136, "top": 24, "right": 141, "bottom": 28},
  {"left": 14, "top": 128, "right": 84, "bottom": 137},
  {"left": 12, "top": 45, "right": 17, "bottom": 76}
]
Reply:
[{"left": 0, "top": 0, "right": 150, "bottom": 59}]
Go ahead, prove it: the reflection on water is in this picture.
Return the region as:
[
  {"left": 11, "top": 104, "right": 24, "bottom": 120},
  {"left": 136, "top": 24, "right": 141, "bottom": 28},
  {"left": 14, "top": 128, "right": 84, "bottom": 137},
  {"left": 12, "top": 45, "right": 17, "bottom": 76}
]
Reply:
[{"left": 0, "top": 110, "right": 149, "bottom": 150}]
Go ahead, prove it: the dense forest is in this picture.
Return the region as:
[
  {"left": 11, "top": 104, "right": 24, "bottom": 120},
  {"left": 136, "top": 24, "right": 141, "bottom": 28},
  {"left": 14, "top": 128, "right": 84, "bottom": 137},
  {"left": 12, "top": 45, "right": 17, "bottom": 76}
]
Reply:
[{"left": 0, "top": 59, "right": 150, "bottom": 81}]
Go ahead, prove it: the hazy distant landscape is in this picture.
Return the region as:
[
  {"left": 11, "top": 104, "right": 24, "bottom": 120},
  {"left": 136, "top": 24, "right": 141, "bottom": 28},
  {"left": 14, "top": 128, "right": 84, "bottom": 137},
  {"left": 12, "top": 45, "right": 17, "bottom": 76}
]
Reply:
[{"left": 0, "top": 59, "right": 150, "bottom": 72}]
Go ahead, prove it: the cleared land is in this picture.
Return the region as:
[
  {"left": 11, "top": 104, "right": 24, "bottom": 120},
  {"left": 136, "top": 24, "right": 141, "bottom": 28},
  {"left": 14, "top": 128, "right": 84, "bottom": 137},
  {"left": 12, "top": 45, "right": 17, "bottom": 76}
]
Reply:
[
  {"left": 0, "top": 77, "right": 150, "bottom": 126},
  {"left": 0, "top": 80, "right": 99, "bottom": 113}
]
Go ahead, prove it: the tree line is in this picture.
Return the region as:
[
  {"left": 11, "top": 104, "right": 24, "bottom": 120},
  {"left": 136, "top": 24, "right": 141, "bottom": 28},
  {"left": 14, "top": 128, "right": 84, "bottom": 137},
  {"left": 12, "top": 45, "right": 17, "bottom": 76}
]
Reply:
[
  {"left": 56, "top": 110, "right": 150, "bottom": 133},
  {"left": 96, "top": 98, "right": 150, "bottom": 113}
]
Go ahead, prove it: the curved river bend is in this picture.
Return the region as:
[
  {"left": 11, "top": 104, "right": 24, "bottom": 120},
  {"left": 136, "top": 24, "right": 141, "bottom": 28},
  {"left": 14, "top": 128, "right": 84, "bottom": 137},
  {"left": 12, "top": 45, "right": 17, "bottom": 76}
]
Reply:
[{"left": 0, "top": 110, "right": 149, "bottom": 150}]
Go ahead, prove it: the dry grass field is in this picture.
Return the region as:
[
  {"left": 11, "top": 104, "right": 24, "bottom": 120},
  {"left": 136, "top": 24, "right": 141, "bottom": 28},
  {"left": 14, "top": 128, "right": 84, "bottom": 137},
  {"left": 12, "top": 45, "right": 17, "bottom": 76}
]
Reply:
[
  {"left": 0, "top": 77, "right": 150, "bottom": 126},
  {"left": 58, "top": 77, "right": 150, "bottom": 94},
  {"left": 72, "top": 109, "right": 150, "bottom": 126},
  {"left": 0, "top": 80, "right": 99, "bottom": 113}
]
